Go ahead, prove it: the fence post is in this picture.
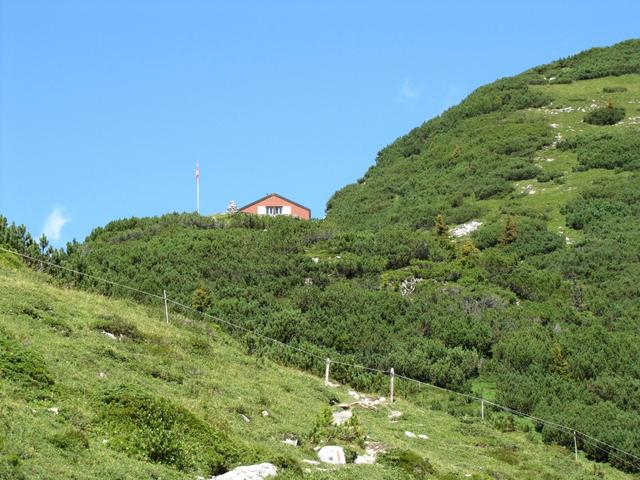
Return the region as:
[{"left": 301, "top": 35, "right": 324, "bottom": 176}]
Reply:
[
  {"left": 481, "top": 399, "right": 485, "bottom": 420},
  {"left": 573, "top": 431, "right": 578, "bottom": 462},
  {"left": 163, "top": 289, "right": 169, "bottom": 323},
  {"left": 390, "top": 367, "right": 395, "bottom": 404},
  {"left": 324, "top": 358, "right": 331, "bottom": 386}
]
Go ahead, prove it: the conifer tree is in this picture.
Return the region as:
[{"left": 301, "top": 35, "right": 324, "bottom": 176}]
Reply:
[
  {"left": 435, "top": 214, "right": 448, "bottom": 236},
  {"left": 500, "top": 215, "right": 518, "bottom": 245},
  {"left": 551, "top": 343, "right": 571, "bottom": 378},
  {"left": 191, "top": 286, "right": 211, "bottom": 313}
]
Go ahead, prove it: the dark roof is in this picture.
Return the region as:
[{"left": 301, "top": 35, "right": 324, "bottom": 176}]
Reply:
[{"left": 239, "top": 193, "right": 311, "bottom": 215}]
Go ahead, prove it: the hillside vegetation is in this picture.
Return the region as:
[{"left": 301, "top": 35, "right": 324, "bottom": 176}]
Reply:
[
  {"left": 1, "top": 256, "right": 637, "bottom": 479},
  {"left": 2, "top": 39, "right": 640, "bottom": 475}
]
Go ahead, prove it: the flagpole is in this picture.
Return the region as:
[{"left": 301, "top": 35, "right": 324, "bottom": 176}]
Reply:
[{"left": 196, "top": 162, "right": 200, "bottom": 214}]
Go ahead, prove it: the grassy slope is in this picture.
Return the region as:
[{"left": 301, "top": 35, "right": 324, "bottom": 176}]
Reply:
[
  {"left": 479, "top": 73, "right": 640, "bottom": 243},
  {"left": 1, "top": 256, "right": 637, "bottom": 480}
]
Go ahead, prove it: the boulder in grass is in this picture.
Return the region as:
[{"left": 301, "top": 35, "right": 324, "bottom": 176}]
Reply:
[
  {"left": 213, "top": 463, "right": 277, "bottom": 480},
  {"left": 318, "top": 445, "right": 346, "bottom": 464},
  {"left": 354, "top": 454, "right": 376, "bottom": 464},
  {"left": 332, "top": 409, "right": 352, "bottom": 425}
]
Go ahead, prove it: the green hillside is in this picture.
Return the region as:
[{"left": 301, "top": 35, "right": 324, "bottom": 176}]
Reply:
[
  {"left": 1, "top": 256, "right": 637, "bottom": 480},
  {"left": 2, "top": 39, "right": 640, "bottom": 477},
  {"left": 326, "top": 39, "right": 640, "bottom": 232}
]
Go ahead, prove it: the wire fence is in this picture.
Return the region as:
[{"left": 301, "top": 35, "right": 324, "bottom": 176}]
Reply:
[{"left": 2, "top": 245, "right": 639, "bottom": 471}]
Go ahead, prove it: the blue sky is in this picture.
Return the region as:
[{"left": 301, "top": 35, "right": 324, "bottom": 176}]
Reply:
[{"left": 1, "top": 1, "right": 639, "bottom": 246}]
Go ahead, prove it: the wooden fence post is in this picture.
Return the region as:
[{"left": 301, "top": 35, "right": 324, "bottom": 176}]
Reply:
[
  {"left": 573, "top": 431, "right": 578, "bottom": 462},
  {"left": 481, "top": 399, "right": 485, "bottom": 420},
  {"left": 163, "top": 289, "right": 169, "bottom": 323},
  {"left": 390, "top": 367, "right": 395, "bottom": 404},
  {"left": 324, "top": 358, "right": 331, "bottom": 386}
]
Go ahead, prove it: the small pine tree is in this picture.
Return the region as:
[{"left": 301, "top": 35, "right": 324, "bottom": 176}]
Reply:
[
  {"left": 38, "top": 234, "right": 49, "bottom": 255},
  {"left": 551, "top": 343, "right": 571, "bottom": 378},
  {"left": 191, "top": 286, "right": 211, "bottom": 313},
  {"left": 309, "top": 406, "right": 333, "bottom": 444},
  {"left": 435, "top": 214, "right": 448, "bottom": 236},
  {"left": 460, "top": 239, "right": 479, "bottom": 265},
  {"left": 500, "top": 215, "right": 518, "bottom": 245}
]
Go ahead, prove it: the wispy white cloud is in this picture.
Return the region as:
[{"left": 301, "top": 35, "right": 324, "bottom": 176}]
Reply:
[
  {"left": 42, "top": 207, "right": 70, "bottom": 241},
  {"left": 399, "top": 79, "right": 423, "bottom": 102}
]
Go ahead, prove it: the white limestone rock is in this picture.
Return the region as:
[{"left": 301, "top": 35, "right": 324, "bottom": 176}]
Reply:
[
  {"left": 213, "top": 463, "right": 277, "bottom": 480},
  {"left": 388, "top": 410, "right": 403, "bottom": 420},
  {"left": 451, "top": 220, "right": 483, "bottom": 238},
  {"left": 317, "top": 445, "right": 346, "bottom": 464},
  {"left": 354, "top": 454, "right": 376, "bottom": 464},
  {"left": 332, "top": 409, "right": 353, "bottom": 425}
]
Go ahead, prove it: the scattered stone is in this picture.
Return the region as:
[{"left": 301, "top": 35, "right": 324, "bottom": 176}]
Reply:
[
  {"left": 418, "top": 434, "right": 429, "bottom": 440},
  {"left": 47, "top": 407, "right": 59, "bottom": 415},
  {"left": 304, "top": 277, "right": 313, "bottom": 286},
  {"left": 282, "top": 438, "right": 298, "bottom": 447},
  {"left": 98, "top": 372, "right": 107, "bottom": 378},
  {"left": 317, "top": 445, "right": 346, "bottom": 464},
  {"left": 311, "top": 257, "right": 319, "bottom": 263},
  {"left": 353, "top": 442, "right": 386, "bottom": 465},
  {"left": 364, "top": 441, "right": 386, "bottom": 455},
  {"left": 348, "top": 390, "right": 361, "bottom": 400},
  {"left": 261, "top": 410, "right": 269, "bottom": 417},
  {"left": 339, "top": 393, "right": 386, "bottom": 410},
  {"left": 450, "top": 220, "right": 483, "bottom": 238},
  {"left": 303, "top": 459, "right": 320, "bottom": 465},
  {"left": 101, "top": 331, "right": 117, "bottom": 340},
  {"left": 240, "top": 414, "right": 250, "bottom": 423},
  {"left": 354, "top": 454, "right": 376, "bottom": 464},
  {"left": 404, "top": 431, "right": 416, "bottom": 438},
  {"left": 388, "top": 410, "right": 403, "bottom": 420},
  {"left": 212, "top": 463, "right": 277, "bottom": 480},
  {"left": 400, "top": 277, "right": 422, "bottom": 296},
  {"left": 549, "top": 123, "right": 559, "bottom": 128},
  {"left": 332, "top": 409, "right": 353, "bottom": 425}
]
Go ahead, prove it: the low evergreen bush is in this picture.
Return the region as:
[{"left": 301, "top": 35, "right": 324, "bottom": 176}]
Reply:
[
  {"left": 584, "top": 104, "right": 625, "bottom": 125},
  {"left": 96, "top": 385, "right": 244, "bottom": 475}
]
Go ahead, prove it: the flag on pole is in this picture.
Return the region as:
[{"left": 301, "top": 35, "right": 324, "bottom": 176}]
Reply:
[{"left": 195, "top": 162, "right": 200, "bottom": 214}]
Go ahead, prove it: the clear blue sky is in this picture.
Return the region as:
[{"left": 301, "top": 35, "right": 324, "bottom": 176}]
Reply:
[{"left": 1, "top": 1, "right": 638, "bottom": 246}]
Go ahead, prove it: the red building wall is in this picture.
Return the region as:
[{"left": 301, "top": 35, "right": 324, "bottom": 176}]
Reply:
[{"left": 240, "top": 194, "right": 311, "bottom": 220}]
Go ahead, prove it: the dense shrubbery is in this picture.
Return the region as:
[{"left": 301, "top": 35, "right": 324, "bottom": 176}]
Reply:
[
  {"left": 327, "top": 110, "right": 553, "bottom": 230},
  {"left": 379, "top": 449, "right": 434, "bottom": 477},
  {"left": 96, "top": 385, "right": 245, "bottom": 475},
  {"left": 558, "top": 130, "right": 640, "bottom": 171},
  {"left": 584, "top": 103, "right": 625, "bottom": 125},
  {"left": 521, "top": 39, "right": 640, "bottom": 83},
  {"left": 0, "top": 330, "right": 54, "bottom": 391},
  {"left": 602, "top": 86, "right": 628, "bottom": 93}
]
